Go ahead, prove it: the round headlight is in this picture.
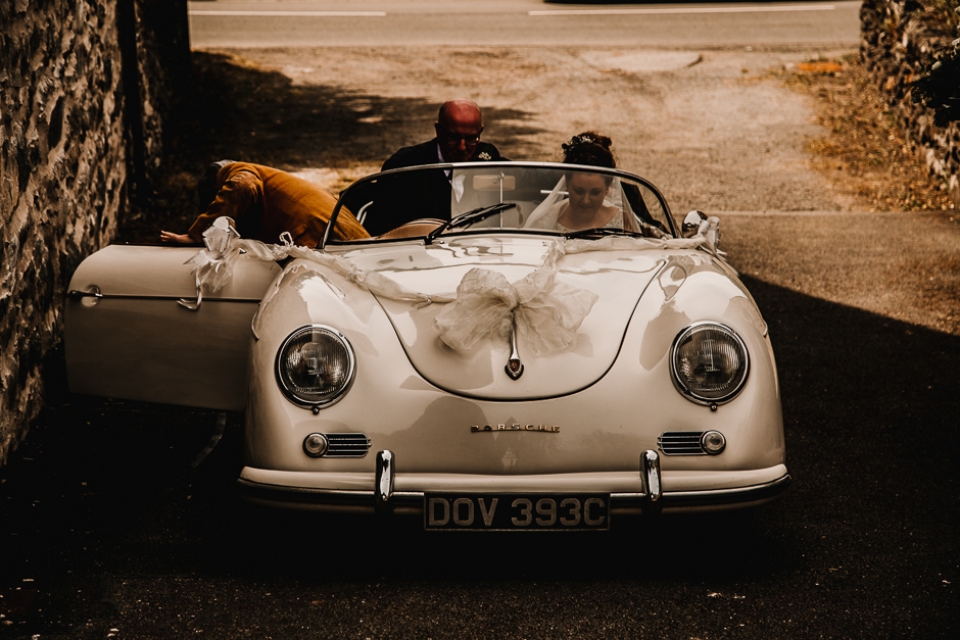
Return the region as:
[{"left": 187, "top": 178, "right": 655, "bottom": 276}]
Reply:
[
  {"left": 276, "top": 325, "right": 356, "bottom": 408},
  {"left": 670, "top": 323, "right": 749, "bottom": 405}
]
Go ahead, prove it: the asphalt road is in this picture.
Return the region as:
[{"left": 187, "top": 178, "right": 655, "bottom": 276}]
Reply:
[
  {"left": 2, "top": 211, "right": 958, "bottom": 638},
  {"left": 3, "top": 2, "right": 960, "bottom": 638},
  {"left": 187, "top": 0, "right": 862, "bottom": 47}
]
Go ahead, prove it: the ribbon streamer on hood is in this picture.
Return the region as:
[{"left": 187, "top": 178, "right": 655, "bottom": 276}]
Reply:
[{"left": 185, "top": 217, "right": 725, "bottom": 356}]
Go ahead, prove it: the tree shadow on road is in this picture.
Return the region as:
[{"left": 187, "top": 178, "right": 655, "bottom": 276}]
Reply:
[
  {"left": 6, "top": 277, "right": 959, "bottom": 637},
  {"left": 120, "top": 51, "right": 541, "bottom": 243},
  {"left": 200, "top": 277, "right": 958, "bottom": 631}
]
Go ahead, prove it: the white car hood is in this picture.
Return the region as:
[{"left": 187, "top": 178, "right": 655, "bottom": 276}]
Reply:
[{"left": 339, "top": 237, "right": 664, "bottom": 400}]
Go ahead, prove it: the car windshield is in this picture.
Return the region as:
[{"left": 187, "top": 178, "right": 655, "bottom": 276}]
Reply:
[{"left": 327, "top": 162, "right": 675, "bottom": 245}]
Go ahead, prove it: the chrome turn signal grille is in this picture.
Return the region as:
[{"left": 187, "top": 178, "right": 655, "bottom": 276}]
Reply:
[
  {"left": 658, "top": 431, "right": 706, "bottom": 456},
  {"left": 325, "top": 433, "right": 372, "bottom": 458}
]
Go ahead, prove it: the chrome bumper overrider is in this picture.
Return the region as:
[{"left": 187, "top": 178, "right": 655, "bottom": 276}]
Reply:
[{"left": 237, "top": 449, "right": 792, "bottom": 515}]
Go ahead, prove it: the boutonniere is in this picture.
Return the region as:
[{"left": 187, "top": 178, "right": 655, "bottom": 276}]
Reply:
[{"left": 478, "top": 151, "right": 492, "bottom": 161}]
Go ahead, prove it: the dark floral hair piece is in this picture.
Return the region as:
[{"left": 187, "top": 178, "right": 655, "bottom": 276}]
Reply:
[
  {"left": 562, "top": 133, "right": 600, "bottom": 152},
  {"left": 561, "top": 131, "right": 616, "bottom": 168}
]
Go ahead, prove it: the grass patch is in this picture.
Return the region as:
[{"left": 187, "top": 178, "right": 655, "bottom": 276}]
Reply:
[{"left": 778, "top": 53, "right": 955, "bottom": 212}]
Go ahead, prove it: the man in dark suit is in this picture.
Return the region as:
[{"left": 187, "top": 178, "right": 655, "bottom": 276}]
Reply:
[
  {"left": 383, "top": 99, "right": 505, "bottom": 169},
  {"left": 362, "top": 99, "right": 507, "bottom": 236}
]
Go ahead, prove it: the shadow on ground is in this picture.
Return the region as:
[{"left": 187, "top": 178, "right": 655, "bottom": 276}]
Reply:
[
  {"left": 2, "top": 276, "right": 958, "bottom": 638},
  {"left": 121, "top": 51, "right": 541, "bottom": 244}
]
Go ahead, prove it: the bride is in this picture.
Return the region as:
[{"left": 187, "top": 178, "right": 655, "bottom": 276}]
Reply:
[{"left": 525, "top": 132, "right": 642, "bottom": 233}]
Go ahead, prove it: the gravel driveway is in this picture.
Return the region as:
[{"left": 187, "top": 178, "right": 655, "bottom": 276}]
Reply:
[
  {"left": 3, "top": 44, "right": 956, "bottom": 640},
  {"left": 165, "top": 45, "right": 958, "bottom": 336},
  {"left": 224, "top": 45, "right": 856, "bottom": 214}
]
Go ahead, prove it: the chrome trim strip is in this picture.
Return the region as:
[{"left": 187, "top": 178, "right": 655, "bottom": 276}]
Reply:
[
  {"left": 642, "top": 449, "right": 662, "bottom": 503},
  {"left": 178, "top": 285, "right": 203, "bottom": 311},
  {"left": 324, "top": 433, "right": 372, "bottom": 458},
  {"left": 658, "top": 431, "right": 707, "bottom": 455},
  {"left": 67, "top": 288, "right": 103, "bottom": 300},
  {"left": 68, "top": 292, "right": 260, "bottom": 303},
  {"left": 505, "top": 319, "right": 524, "bottom": 380},
  {"left": 661, "top": 475, "right": 791, "bottom": 503},
  {"left": 375, "top": 450, "right": 395, "bottom": 513},
  {"left": 236, "top": 474, "right": 792, "bottom": 513}
]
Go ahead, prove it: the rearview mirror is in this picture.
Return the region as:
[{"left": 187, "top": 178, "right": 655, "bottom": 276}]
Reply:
[
  {"left": 682, "top": 210, "right": 721, "bottom": 251},
  {"left": 472, "top": 174, "right": 516, "bottom": 192},
  {"left": 682, "top": 210, "right": 706, "bottom": 238}
]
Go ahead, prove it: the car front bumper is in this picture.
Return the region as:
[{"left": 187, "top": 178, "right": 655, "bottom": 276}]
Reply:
[{"left": 237, "top": 449, "right": 791, "bottom": 517}]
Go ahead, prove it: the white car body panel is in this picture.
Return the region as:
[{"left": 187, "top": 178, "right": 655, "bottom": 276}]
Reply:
[
  {"left": 345, "top": 237, "right": 663, "bottom": 398},
  {"left": 64, "top": 163, "right": 789, "bottom": 522},
  {"left": 243, "top": 247, "right": 783, "bottom": 476},
  {"left": 65, "top": 245, "right": 280, "bottom": 410}
]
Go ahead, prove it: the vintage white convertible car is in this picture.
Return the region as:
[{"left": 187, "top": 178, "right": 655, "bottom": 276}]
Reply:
[{"left": 65, "top": 162, "right": 789, "bottom": 530}]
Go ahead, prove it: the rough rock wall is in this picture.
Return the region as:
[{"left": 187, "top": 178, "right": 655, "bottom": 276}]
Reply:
[
  {"left": 861, "top": 0, "right": 960, "bottom": 207},
  {"left": 124, "top": 0, "right": 192, "bottom": 196},
  {"left": 0, "top": 0, "right": 190, "bottom": 464}
]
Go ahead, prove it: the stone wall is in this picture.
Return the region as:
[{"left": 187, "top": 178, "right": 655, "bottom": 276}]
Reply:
[
  {"left": 123, "top": 0, "right": 193, "bottom": 198},
  {"left": 861, "top": 0, "right": 960, "bottom": 207},
  {"left": 0, "top": 0, "right": 190, "bottom": 465}
]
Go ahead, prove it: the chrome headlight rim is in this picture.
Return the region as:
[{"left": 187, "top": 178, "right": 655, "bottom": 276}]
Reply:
[
  {"left": 670, "top": 321, "right": 750, "bottom": 406},
  {"left": 275, "top": 324, "right": 356, "bottom": 409}
]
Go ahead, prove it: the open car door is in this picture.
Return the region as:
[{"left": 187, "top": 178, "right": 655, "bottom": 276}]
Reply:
[{"left": 64, "top": 245, "right": 281, "bottom": 410}]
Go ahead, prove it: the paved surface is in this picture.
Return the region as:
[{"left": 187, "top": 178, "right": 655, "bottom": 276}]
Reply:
[
  {"left": 2, "top": 209, "right": 958, "bottom": 637},
  {"left": 200, "top": 45, "right": 861, "bottom": 213},
  {"left": 188, "top": 0, "right": 862, "bottom": 48},
  {"left": 3, "top": 12, "right": 960, "bottom": 638}
]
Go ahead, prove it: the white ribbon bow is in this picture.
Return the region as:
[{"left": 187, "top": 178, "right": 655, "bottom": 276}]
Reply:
[{"left": 433, "top": 265, "right": 599, "bottom": 356}]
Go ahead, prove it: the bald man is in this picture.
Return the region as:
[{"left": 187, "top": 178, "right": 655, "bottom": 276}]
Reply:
[
  {"left": 360, "top": 99, "right": 507, "bottom": 235},
  {"left": 382, "top": 99, "right": 506, "bottom": 169}
]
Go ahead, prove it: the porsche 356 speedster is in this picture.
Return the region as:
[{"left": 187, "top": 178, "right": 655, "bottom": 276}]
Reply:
[{"left": 65, "top": 162, "right": 789, "bottom": 530}]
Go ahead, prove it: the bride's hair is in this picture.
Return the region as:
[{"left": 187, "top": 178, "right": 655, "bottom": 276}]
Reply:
[{"left": 561, "top": 132, "right": 616, "bottom": 168}]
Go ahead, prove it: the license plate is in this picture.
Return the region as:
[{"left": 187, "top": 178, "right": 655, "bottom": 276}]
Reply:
[{"left": 424, "top": 493, "right": 610, "bottom": 531}]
